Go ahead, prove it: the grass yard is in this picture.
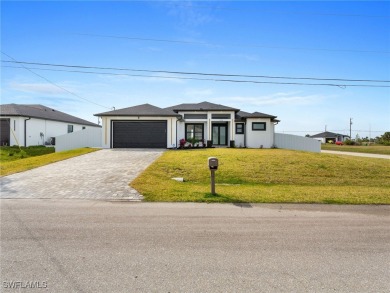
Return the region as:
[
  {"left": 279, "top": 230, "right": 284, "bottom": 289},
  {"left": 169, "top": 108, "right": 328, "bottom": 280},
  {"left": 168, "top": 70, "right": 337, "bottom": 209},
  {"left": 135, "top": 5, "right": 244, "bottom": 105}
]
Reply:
[
  {"left": 0, "top": 147, "right": 99, "bottom": 176},
  {"left": 0, "top": 145, "right": 55, "bottom": 162},
  {"left": 131, "top": 148, "right": 390, "bottom": 204},
  {"left": 321, "top": 144, "right": 390, "bottom": 155}
]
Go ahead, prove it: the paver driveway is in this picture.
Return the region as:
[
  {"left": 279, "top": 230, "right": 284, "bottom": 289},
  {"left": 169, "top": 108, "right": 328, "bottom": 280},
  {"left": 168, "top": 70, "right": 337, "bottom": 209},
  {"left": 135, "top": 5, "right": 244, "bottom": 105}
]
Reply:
[{"left": 0, "top": 149, "right": 164, "bottom": 200}]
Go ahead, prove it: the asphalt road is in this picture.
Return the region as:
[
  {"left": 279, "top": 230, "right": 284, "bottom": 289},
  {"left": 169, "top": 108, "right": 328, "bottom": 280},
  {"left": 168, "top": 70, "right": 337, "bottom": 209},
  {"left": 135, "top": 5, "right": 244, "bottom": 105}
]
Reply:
[{"left": 1, "top": 200, "right": 389, "bottom": 293}]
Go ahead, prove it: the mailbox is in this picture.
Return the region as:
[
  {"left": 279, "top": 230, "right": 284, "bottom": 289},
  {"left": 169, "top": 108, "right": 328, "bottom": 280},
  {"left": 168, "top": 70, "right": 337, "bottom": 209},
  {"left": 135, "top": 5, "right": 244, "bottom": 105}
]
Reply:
[{"left": 208, "top": 157, "right": 219, "bottom": 170}]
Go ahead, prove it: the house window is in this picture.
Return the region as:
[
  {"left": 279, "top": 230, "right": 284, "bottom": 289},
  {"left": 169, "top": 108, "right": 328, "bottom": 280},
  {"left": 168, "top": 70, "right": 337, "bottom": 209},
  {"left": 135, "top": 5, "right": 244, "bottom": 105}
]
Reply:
[
  {"left": 252, "top": 122, "right": 266, "bottom": 131},
  {"left": 236, "top": 123, "right": 244, "bottom": 134},
  {"left": 68, "top": 125, "right": 74, "bottom": 133},
  {"left": 184, "top": 114, "right": 207, "bottom": 119},
  {"left": 212, "top": 114, "right": 231, "bottom": 119},
  {"left": 185, "top": 124, "right": 204, "bottom": 141}
]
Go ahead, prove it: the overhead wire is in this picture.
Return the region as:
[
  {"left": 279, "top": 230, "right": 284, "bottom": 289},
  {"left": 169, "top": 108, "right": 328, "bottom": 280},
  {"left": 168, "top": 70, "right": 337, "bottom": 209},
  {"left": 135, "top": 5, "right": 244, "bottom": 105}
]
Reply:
[
  {"left": 1, "top": 52, "right": 112, "bottom": 109},
  {"left": 72, "top": 33, "right": 390, "bottom": 54},
  {"left": 3, "top": 65, "right": 390, "bottom": 88},
  {"left": 3, "top": 60, "right": 390, "bottom": 86}
]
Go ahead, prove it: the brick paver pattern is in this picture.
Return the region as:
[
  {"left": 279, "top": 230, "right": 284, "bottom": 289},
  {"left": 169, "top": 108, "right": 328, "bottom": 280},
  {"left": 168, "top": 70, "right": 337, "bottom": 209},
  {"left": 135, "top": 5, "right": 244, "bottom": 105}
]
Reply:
[{"left": 0, "top": 149, "right": 164, "bottom": 200}]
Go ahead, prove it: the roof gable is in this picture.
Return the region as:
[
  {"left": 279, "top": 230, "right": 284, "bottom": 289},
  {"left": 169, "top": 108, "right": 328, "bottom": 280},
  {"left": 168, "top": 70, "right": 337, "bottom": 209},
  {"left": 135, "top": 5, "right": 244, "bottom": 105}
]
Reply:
[
  {"left": 0, "top": 104, "right": 99, "bottom": 127},
  {"left": 236, "top": 110, "right": 278, "bottom": 121},
  {"left": 95, "top": 103, "right": 180, "bottom": 117},
  {"left": 310, "top": 131, "right": 349, "bottom": 138},
  {"left": 166, "top": 101, "right": 240, "bottom": 112}
]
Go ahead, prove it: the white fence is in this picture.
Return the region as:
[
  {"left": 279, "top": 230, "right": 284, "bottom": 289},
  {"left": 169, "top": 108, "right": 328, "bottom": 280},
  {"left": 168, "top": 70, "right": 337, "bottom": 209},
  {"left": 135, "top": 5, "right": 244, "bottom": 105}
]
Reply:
[
  {"left": 275, "top": 133, "right": 321, "bottom": 153},
  {"left": 55, "top": 128, "right": 102, "bottom": 152}
]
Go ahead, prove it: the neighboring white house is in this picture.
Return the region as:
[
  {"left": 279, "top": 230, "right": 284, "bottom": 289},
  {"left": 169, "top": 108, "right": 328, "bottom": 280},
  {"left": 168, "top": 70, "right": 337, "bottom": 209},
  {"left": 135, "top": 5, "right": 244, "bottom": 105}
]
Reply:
[
  {"left": 0, "top": 104, "right": 101, "bottom": 147},
  {"left": 95, "top": 101, "right": 280, "bottom": 149},
  {"left": 310, "top": 131, "right": 350, "bottom": 144}
]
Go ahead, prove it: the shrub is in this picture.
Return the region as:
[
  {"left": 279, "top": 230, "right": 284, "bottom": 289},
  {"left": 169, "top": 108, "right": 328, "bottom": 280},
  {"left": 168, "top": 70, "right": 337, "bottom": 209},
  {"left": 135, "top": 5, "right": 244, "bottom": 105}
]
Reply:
[
  {"left": 179, "top": 139, "right": 186, "bottom": 149},
  {"left": 344, "top": 139, "right": 355, "bottom": 145},
  {"left": 377, "top": 132, "right": 390, "bottom": 145}
]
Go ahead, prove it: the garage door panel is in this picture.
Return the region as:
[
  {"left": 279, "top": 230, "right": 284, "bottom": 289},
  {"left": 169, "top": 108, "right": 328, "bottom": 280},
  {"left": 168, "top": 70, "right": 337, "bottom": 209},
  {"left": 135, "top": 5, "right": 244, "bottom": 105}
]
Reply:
[{"left": 113, "top": 121, "right": 167, "bottom": 148}]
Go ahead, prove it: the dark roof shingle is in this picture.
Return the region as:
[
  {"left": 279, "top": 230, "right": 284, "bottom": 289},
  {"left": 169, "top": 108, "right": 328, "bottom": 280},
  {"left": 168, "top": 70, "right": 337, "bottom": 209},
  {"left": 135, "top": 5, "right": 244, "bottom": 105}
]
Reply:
[
  {"left": 236, "top": 110, "right": 278, "bottom": 122},
  {"left": 0, "top": 104, "right": 100, "bottom": 127},
  {"left": 165, "top": 101, "right": 240, "bottom": 112},
  {"left": 95, "top": 103, "right": 180, "bottom": 117},
  {"left": 310, "top": 131, "right": 350, "bottom": 138}
]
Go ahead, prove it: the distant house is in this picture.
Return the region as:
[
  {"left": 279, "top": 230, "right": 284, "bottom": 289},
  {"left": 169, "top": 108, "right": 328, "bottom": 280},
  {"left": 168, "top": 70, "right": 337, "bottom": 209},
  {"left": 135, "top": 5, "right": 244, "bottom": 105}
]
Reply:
[
  {"left": 95, "top": 101, "right": 280, "bottom": 149},
  {"left": 0, "top": 104, "right": 100, "bottom": 147},
  {"left": 310, "top": 131, "right": 350, "bottom": 144}
]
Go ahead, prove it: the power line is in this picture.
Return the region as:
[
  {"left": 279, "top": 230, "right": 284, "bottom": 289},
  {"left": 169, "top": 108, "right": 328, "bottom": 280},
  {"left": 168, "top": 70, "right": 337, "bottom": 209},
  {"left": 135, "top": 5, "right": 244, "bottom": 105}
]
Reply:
[
  {"left": 73, "top": 33, "right": 390, "bottom": 54},
  {"left": 1, "top": 52, "right": 111, "bottom": 110},
  {"left": 3, "top": 60, "right": 390, "bottom": 84},
  {"left": 3, "top": 65, "right": 390, "bottom": 88}
]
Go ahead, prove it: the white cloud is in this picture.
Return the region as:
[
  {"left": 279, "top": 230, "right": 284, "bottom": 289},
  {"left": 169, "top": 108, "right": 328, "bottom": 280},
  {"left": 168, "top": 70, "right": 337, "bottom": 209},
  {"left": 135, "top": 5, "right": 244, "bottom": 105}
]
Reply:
[
  {"left": 184, "top": 88, "right": 213, "bottom": 97},
  {"left": 98, "top": 73, "right": 186, "bottom": 84},
  {"left": 166, "top": 1, "right": 216, "bottom": 27},
  {"left": 201, "top": 53, "right": 259, "bottom": 62},
  {"left": 225, "top": 92, "right": 324, "bottom": 107},
  {"left": 9, "top": 82, "right": 66, "bottom": 95}
]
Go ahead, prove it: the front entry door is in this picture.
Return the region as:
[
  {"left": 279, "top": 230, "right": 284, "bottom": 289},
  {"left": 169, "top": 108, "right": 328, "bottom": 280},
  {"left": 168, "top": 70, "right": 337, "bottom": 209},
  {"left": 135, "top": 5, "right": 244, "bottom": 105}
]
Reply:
[{"left": 212, "top": 124, "right": 228, "bottom": 146}]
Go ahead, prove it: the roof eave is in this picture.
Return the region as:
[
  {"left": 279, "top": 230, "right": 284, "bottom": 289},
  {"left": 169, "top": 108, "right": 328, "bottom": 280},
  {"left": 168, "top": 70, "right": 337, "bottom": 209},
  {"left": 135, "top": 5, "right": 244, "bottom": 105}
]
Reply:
[
  {"left": 173, "top": 108, "right": 240, "bottom": 112},
  {"left": 95, "top": 113, "right": 181, "bottom": 118},
  {"left": 0, "top": 113, "right": 99, "bottom": 127}
]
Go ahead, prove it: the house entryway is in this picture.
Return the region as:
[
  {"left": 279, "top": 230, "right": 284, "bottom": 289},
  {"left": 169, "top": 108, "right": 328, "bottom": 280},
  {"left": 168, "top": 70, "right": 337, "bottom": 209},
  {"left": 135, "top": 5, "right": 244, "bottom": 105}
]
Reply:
[{"left": 212, "top": 123, "right": 228, "bottom": 146}]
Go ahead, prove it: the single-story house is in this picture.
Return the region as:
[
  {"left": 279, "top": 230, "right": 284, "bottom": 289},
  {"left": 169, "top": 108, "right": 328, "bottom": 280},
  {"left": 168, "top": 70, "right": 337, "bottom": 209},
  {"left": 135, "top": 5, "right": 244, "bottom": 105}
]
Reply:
[
  {"left": 95, "top": 101, "right": 280, "bottom": 149},
  {"left": 310, "top": 131, "right": 350, "bottom": 144},
  {"left": 0, "top": 104, "right": 101, "bottom": 147}
]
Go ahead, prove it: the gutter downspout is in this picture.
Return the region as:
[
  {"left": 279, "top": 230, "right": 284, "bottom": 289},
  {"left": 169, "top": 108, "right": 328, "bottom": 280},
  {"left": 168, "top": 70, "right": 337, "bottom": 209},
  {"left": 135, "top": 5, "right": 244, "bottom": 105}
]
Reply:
[
  {"left": 244, "top": 119, "right": 247, "bottom": 148},
  {"left": 24, "top": 117, "right": 31, "bottom": 147},
  {"left": 273, "top": 120, "right": 279, "bottom": 148},
  {"left": 175, "top": 115, "right": 185, "bottom": 148},
  {"left": 176, "top": 118, "right": 178, "bottom": 149}
]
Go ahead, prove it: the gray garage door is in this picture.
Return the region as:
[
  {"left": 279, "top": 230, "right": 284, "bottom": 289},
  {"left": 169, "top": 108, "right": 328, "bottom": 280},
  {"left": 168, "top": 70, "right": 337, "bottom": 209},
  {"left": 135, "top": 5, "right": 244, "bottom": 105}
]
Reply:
[
  {"left": 112, "top": 121, "right": 167, "bottom": 148},
  {"left": 0, "top": 119, "right": 10, "bottom": 146}
]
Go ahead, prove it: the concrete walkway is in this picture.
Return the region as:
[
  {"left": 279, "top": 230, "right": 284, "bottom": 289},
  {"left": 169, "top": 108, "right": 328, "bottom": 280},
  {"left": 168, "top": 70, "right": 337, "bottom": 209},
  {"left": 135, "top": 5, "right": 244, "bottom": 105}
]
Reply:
[
  {"left": 0, "top": 149, "right": 164, "bottom": 200},
  {"left": 321, "top": 150, "right": 390, "bottom": 159}
]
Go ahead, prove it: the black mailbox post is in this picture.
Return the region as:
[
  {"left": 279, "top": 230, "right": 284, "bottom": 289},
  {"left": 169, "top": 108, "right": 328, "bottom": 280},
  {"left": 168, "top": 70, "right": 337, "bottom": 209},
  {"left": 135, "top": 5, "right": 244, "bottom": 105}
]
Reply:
[{"left": 208, "top": 157, "right": 218, "bottom": 195}]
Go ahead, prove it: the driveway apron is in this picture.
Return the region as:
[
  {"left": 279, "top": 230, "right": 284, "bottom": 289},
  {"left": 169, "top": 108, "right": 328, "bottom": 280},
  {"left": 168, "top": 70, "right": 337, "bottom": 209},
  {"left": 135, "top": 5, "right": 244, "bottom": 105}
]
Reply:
[{"left": 0, "top": 149, "right": 164, "bottom": 200}]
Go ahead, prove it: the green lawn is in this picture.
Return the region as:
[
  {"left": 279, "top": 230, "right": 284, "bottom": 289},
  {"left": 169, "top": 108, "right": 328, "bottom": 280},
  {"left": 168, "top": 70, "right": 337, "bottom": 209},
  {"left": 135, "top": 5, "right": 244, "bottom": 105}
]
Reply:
[
  {"left": 131, "top": 148, "right": 390, "bottom": 204},
  {"left": 0, "top": 147, "right": 100, "bottom": 176},
  {"left": 0, "top": 145, "right": 55, "bottom": 162},
  {"left": 321, "top": 144, "right": 390, "bottom": 155}
]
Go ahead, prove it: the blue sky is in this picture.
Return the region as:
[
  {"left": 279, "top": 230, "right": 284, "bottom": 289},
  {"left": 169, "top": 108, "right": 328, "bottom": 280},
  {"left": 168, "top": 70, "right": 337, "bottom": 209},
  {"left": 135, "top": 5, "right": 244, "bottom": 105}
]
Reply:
[{"left": 1, "top": 1, "right": 389, "bottom": 138}]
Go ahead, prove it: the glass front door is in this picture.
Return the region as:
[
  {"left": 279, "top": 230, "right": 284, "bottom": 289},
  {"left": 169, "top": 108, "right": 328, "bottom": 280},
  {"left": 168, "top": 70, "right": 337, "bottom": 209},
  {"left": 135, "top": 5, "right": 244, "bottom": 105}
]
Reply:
[{"left": 212, "top": 124, "right": 228, "bottom": 146}]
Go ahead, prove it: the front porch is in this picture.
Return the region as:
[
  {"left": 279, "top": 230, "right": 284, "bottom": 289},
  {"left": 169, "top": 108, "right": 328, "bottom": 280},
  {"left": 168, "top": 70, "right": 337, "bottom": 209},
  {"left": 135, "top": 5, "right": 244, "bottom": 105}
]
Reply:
[{"left": 179, "top": 120, "right": 235, "bottom": 148}]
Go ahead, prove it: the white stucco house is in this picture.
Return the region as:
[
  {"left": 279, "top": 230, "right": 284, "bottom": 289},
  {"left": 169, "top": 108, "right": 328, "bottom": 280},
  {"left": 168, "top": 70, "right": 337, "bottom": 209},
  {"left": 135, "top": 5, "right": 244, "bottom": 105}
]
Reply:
[
  {"left": 310, "top": 131, "right": 350, "bottom": 144},
  {"left": 0, "top": 104, "right": 101, "bottom": 147},
  {"left": 95, "top": 101, "right": 280, "bottom": 149}
]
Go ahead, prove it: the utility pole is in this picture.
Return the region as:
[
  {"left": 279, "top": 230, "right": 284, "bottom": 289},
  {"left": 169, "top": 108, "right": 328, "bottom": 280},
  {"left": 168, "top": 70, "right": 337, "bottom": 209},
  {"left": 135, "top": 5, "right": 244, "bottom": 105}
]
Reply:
[
  {"left": 349, "top": 118, "right": 353, "bottom": 139},
  {"left": 369, "top": 124, "right": 371, "bottom": 145}
]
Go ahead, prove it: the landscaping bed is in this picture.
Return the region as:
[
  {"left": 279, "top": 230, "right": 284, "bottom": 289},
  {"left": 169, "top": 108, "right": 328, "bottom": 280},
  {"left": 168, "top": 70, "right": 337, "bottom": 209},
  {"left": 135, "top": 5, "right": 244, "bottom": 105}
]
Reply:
[
  {"left": 0, "top": 145, "right": 55, "bottom": 162},
  {"left": 0, "top": 147, "right": 100, "bottom": 176}
]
